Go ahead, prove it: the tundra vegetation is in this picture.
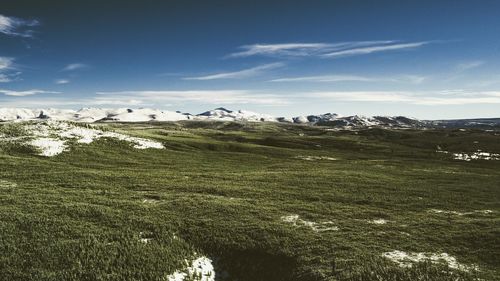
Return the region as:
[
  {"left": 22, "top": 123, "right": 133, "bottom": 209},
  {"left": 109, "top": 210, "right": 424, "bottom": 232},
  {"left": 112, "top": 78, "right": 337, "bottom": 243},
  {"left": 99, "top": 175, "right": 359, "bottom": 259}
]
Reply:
[{"left": 0, "top": 121, "right": 499, "bottom": 281}]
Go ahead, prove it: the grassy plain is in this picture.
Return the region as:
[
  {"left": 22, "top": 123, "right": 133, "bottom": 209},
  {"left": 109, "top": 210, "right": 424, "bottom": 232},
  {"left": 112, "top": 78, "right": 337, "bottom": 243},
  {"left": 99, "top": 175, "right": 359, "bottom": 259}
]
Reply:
[{"left": 0, "top": 121, "right": 499, "bottom": 280}]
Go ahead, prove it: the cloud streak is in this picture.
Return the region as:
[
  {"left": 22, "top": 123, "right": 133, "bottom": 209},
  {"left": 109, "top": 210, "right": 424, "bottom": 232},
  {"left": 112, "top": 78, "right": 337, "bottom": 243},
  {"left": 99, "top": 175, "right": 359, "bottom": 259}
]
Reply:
[
  {"left": 227, "top": 43, "right": 340, "bottom": 58},
  {"left": 0, "top": 98, "right": 146, "bottom": 108},
  {"left": 0, "top": 14, "right": 39, "bottom": 38},
  {"left": 184, "top": 63, "right": 284, "bottom": 80},
  {"left": 3, "top": 89, "right": 499, "bottom": 108},
  {"left": 321, "top": 42, "right": 428, "bottom": 58},
  {"left": 456, "top": 60, "right": 484, "bottom": 71},
  {"left": 0, "top": 74, "right": 12, "bottom": 83},
  {"left": 0, "top": 57, "right": 21, "bottom": 83},
  {"left": 270, "top": 74, "right": 426, "bottom": 84},
  {"left": 311, "top": 90, "right": 500, "bottom": 105},
  {"left": 55, "top": 79, "right": 70, "bottom": 84},
  {"left": 96, "top": 90, "right": 289, "bottom": 105},
  {"left": 270, "top": 75, "right": 375, "bottom": 83},
  {"left": 62, "top": 63, "right": 88, "bottom": 71},
  {"left": 0, "top": 89, "right": 60, "bottom": 97},
  {"left": 0, "top": 57, "right": 14, "bottom": 71},
  {"left": 228, "top": 41, "right": 428, "bottom": 59},
  {"left": 0, "top": 72, "right": 21, "bottom": 83}
]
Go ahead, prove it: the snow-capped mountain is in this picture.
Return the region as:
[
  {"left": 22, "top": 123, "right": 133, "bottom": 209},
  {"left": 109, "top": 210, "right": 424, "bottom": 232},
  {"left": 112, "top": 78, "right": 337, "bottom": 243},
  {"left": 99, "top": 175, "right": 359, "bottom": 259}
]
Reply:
[
  {"left": 196, "top": 107, "right": 276, "bottom": 122},
  {"left": 1, "top": 107, "right": 498, "bottom": 129},
  {"left": 292, "top": 113, "right": 340, "bottom": 124},
  {"left": 0, "top": 107, "right": 276, "bottom": 123},
  {"left": 310, "top": 115, "right": 426, "bottom": 128},
  {"left": 0, "top": 108, "right": 41, "bottom": 120},
  {"left": 0, "top": 108, "right": 190, "bottom": 123},
  {"left": 98, "top": 108, "right": 190, "bottom": 122}
]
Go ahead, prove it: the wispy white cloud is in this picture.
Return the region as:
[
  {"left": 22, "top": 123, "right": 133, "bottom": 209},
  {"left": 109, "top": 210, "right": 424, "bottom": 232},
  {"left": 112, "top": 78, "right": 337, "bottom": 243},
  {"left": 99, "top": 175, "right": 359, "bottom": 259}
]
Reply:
[
  {"left": 441, "top": 60, "right": 487, "bottom": 84},
  {"left": 62, "top": 63, "right": 88, "bottom": 71},
  {"left": 270, "top": 74, "right": 426, "bottom": 84},
  {"left": 227, "top": 41, "right": 429, "bottom": 59},
  {"left": 0, "top": 57, "right": 21, "bottom": 83},
  {"left": 96, "top": 90, "right": 289, "bottom": 105},
  {"left": 313, "top": 91, "right": 415, "bottom": 102},
  {"left": 0, "top": 74, "right": 11, "bottom": 83},
  {"left": 270, "top": 75, "right": 376, "bottom": 83},
  {"left": 456, "top": 60, "right": 484, "bottom": 71},
  {"left": 0, "top": 14, "right": 39, "bottom": 38},
  {"left": 227, "top": 43, "right": 339, "bottom": 58},
  {"left": 3, "top": 88, "right": 499, "bottom": 109},
  {"left": 321, "top": 42, "right": 428, "bottom": 58},
  {"left": 55, "top": 79, "right": 70, "bottom": 84},
  {"left": 0, "top": 98, "right": 145, "bottom": 108},
  {"left": 184, "top": 62, "right": 284, "bottom": 80},
  {"left": 0, "top": 89, "right": 60, "bottom": 97},
  {"left": 0, "top": 57, "right": 14, "bottom": 71},
  {"left": 311, "top": 90, "right": 500, "bottom": 105},
  {"left": 0, "top": 72, "right": 21, "bottom": 83},
  {"left": 397, "top": 75, "right": 426, "bottom": 84}
]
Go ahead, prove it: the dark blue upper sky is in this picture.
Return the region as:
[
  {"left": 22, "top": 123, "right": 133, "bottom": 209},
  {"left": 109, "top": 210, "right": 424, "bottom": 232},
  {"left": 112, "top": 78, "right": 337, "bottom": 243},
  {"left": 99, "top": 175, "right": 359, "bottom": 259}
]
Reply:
[{"left": 1, "top": 0, "right": 500, "bottom": 118}]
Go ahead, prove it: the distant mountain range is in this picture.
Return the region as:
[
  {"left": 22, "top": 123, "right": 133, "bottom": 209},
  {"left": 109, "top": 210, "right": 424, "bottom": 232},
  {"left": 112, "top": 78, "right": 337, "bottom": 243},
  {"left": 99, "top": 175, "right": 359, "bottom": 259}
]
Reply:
[{"left": 1, "top": 107, "right": 499, "bottom": 129}]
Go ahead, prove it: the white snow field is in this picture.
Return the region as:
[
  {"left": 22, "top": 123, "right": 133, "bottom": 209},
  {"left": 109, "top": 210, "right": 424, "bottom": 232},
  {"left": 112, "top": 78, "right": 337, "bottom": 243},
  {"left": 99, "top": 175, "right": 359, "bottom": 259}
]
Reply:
[{"left": 0, "top": 120, "right": 164, "bottom": 156}]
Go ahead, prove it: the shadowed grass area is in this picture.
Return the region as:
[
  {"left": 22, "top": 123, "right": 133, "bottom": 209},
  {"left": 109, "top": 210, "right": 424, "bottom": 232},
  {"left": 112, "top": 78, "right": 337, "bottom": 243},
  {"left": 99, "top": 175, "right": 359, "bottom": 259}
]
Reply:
[{"left": 0, "top": 121, "right": 499, "bottom": 280}]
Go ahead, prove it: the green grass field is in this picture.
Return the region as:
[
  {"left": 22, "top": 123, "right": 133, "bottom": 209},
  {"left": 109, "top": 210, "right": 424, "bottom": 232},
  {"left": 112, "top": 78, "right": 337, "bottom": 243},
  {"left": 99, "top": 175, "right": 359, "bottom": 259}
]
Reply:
[{"left": 1, "top": 121, "right": 499, "bottom": 281}]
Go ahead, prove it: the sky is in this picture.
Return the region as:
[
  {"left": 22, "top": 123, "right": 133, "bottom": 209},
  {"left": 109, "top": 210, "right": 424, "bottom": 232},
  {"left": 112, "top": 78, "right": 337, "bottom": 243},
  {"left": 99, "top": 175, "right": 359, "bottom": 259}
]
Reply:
[{"left": 1, "top": 0, "right": 500, "bottom": 119}]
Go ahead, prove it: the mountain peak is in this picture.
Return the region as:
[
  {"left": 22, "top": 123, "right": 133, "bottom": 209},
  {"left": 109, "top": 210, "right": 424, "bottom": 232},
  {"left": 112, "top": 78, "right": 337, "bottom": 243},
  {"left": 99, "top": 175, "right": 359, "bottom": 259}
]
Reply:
[{"left": 213, "top": 107, "right": 233, "bottom": 113}]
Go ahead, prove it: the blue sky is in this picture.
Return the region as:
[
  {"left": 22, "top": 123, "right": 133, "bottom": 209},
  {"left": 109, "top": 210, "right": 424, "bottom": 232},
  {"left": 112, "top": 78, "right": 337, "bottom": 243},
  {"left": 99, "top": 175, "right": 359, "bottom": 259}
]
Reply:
[{"left": 1, "top": 0, "right": 500, "bottom": 119}]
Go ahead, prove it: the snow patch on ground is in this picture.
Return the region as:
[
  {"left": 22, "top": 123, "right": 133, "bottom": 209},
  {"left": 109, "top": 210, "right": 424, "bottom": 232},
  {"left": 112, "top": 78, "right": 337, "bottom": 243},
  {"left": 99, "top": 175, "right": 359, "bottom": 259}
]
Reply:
[
  {"left": 142, "top": 198, "right": 160, "bottom": 204},
  {"left": 453, "top": 151, "right": 500, "bottom": 161},
  {"left": 281, "top": 214, "right": 339, "bottom": 232},
  {"left": 103, "top": 132, "right": 165, "bottom": 149},
  {"left": 29, "top": 137, "right": 67, "bottom": 156},
  {"left": 382, "top": 250, "right": 478, "bottom": 272},
  {"left": 369, "top": 219, "right": 388, "bottom": 224},
  {"left": 0, "top": 121, "right": 164, "bottom": 156},
  {"left": 429, "top": 209, "right": 494, "bottom": 216},
  {"left": 295, "top": 155, "right": 337, "bottom": 161},
  {"left": 166, "top": 256, "right": 215, "bottom": 281},
  {"left": 437, "top": 150, "right": 500, "bottom": 161}
]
